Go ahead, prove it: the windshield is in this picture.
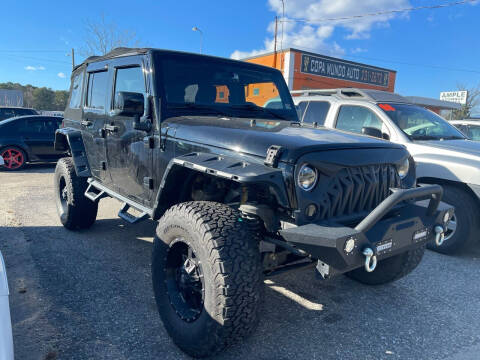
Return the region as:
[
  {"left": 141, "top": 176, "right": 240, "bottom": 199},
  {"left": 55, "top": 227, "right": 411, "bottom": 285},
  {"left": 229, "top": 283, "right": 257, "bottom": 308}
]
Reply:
[
  {"left": 378, "top": 103, "right": 466, "bottom": 140},
  {"left": 155, "top": 53, "right": 298, "bottom": 121}
]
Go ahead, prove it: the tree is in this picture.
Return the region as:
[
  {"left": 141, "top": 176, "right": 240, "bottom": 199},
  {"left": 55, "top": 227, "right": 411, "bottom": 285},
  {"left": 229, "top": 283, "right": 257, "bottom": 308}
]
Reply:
[
  {"left": 452, "top": 83, "right": 480, "bottom": 119},
  {"left": 81, "top": 14, "right": 140, "bottom": 57},
  {"left": 54, "top": 90, "right": 69, "bottom": 111},
  {"left": 32, "top": 87, "right": 55, "bottom": 110}
]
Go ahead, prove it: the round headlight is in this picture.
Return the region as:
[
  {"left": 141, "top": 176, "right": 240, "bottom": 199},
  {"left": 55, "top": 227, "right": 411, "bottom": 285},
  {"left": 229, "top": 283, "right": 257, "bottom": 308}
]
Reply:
[
  {"left": 297, "top": 164, "right": 318, "bottom": 191},
  {"left": 397, "top": 158, "right": 410, "bottom": 179}
]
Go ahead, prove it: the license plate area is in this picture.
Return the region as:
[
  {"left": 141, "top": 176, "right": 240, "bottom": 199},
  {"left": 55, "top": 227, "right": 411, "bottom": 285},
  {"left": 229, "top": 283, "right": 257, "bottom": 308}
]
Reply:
[{"left": 376, "top": 239, "right": 394, "bottom": 256}]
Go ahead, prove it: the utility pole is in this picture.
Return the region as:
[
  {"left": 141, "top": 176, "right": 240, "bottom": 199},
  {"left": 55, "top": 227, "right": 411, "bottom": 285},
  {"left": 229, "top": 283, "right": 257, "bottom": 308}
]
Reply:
[
  {"left": 273, "top": 16, "right": 278, "bottom": 68},
  {"left": 71, "top": 48, "right": 75, "bottom": 70},
  {"left": 280, "top": 0, "right": 285, "bottom": 51}
]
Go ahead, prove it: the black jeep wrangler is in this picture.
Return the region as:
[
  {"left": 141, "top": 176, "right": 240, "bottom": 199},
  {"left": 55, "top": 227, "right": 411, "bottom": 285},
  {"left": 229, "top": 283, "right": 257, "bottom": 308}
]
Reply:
[{"left": 54, "top": 48, "right": 453, "bottom": 358}]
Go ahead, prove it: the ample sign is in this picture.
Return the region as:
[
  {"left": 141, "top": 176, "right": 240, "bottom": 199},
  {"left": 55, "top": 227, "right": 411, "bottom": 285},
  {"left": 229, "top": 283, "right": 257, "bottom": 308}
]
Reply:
[
  {"left": 300, "top": 53, "right": 390, "bottom": 87},
  {"left": 440, "top": 91, "right": 468, "bottom": 105}
]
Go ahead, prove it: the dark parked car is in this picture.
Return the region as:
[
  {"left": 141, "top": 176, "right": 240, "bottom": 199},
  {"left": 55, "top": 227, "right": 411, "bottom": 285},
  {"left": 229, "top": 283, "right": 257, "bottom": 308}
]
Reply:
[
  {"left": 54, "top": 48, "right": 452, "bottom": 358},
  {"left": 0, "top": 115, "right": 64, "bottom": 170},
  {"left": 0, "top": 107, "right": 38, "bottom": 121}
]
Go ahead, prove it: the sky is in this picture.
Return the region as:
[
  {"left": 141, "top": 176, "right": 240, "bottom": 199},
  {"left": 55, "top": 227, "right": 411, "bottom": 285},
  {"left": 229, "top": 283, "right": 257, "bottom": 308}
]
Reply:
[{"left": 1, "top": 0, "right": 479, "bottom": 102}]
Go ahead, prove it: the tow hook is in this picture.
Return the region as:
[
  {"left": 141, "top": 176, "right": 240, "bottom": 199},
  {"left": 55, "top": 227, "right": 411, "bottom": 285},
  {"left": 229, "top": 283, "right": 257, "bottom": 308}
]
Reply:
[
  {"left": 434, "top": 225, "right": 445, "bottom": 246},
  {"left": 362, "top": 248, "right": 377, "bottom": 273}
]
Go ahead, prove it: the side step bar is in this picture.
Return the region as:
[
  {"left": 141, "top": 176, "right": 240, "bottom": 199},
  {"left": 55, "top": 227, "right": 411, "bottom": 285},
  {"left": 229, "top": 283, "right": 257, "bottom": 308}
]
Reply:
[
  {"left": 118, "top": 203, "right": 150, "bottom": 224},
  {"left": 85, "top": 183, "right": 108, "bottom": 202},
  {"left": 85, "top": 180, "right": 154, "bottom": 224}
]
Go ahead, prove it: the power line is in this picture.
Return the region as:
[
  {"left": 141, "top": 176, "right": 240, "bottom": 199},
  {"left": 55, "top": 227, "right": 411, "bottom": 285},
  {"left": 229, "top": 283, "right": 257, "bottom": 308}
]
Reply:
[
  {"left": 2, "top": 54, "right": 71, "bottom": 65},
  {"left": 281, "top": 0, "right": 477, "bottom": 24},
  {"left": 0, "top": 50, "right": 67, "bottom": 53}
]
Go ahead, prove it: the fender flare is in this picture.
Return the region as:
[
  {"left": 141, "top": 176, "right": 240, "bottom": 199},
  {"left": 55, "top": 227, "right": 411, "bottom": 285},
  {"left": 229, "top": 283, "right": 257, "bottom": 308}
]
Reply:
[
  {"left": 54, "top": 128, "right": 91, "bottom": 177},
  {"left": 153, "top": 152, "right": 290, "bottom": 219}
]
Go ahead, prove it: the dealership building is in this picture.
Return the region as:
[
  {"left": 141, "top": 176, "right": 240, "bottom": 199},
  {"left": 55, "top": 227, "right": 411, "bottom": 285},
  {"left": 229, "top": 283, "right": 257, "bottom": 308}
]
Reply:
[
  {"left": 244, "top": 48, "right": 461, "bottom": 114},
  {"left": 244, "top": 48, "right": 397, "bottom": 93}
]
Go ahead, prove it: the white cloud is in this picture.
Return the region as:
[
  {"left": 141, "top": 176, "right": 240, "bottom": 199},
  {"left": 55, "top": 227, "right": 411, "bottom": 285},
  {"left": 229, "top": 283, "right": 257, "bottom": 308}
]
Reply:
[
  {"left": 57, "top": 72, "right": 66, "bottom": 78},
  {"left": 351, "top": 47, "right": 367, "bottom": 54},
  {"left": 25, "top": 65, "right": 46, "bottom": 71},
  {"left": 231, "top": 0, "right": 411, "bottom": 59}
]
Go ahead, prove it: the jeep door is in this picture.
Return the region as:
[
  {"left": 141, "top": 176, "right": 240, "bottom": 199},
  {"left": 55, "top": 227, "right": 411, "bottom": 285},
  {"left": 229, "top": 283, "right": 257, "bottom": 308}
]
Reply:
[
  {"left": 105, "top": 56, "right": 153, "bottom": 206},
  {"left": 83, "top": 63, "right": 109, "bottom": 181}
]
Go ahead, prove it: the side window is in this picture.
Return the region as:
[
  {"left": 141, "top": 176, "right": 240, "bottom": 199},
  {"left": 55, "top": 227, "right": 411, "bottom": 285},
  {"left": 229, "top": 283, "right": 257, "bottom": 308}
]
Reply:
[
  {"left": 24, "top": 119, "right": 44, "bottom": 133},
  {"left": 336, "top": 105, "right": 383, "bottom": 134},
  {"left": 114, "top": 67, "right": 145, "bottom": 95},
  {"left": 296, "top": 102, "right": 308, "bottom": 121},
  {"left": 468, "top": 125, "right": 480, "bottom": 140},
  {"left": 85, "top": 71, "right": 108, "bottom": 110},
  {"left": 302, "top": 101, "right": 331, "bottom": 125},
  {"left": 42, "top": 117, "right": 60, "bottom": 133},
  {"left": 69, "top": 71, "right": 84, "bottom": 109}
]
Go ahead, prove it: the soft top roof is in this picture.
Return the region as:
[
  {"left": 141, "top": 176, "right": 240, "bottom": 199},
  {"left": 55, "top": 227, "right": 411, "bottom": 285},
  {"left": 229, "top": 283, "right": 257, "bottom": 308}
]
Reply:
[
  {"left": 74, "top": 47, "right": 282, "bottom": 74},
  {"left": 74, "top": 47, "right": 150, "bottom": 71}
]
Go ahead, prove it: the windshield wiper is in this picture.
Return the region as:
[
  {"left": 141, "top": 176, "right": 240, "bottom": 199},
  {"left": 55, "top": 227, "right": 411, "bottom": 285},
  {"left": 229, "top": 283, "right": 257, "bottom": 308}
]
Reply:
[
  {"left": 410, "top": 135, "right": 464, "bottom": 141},
  {"left": 230, "top": 104, "right": 288, "bottom": 120},
  {"left": 438, "top": 136, "right": 465, "bottom": 140},
  {"left": 409, "top": 135, "right": 441, "bottom": 140},
  {"left": 169, "top": 103, "right": 232, "bottom": 117}
]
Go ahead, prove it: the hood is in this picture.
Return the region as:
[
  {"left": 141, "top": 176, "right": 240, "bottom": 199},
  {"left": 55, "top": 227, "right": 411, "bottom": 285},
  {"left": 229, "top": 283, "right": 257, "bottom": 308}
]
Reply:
[
  {"left": 168, "top": 116, "right": 405, "bottom": 163},
  {"left": 408, "top": 139, "right": 480, "bottom": 185},
  {"left": 414, "top": 139, "right": 480, "bottom": 158}
]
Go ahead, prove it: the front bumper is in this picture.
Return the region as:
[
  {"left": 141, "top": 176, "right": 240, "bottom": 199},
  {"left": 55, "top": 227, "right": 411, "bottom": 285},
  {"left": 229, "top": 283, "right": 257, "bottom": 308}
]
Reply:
[{"left": 280, "top": 185, "right": 454, "bottom": 278}]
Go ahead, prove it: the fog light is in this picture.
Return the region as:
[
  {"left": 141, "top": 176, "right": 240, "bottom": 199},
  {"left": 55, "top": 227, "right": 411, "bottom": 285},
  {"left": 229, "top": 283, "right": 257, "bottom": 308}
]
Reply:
[
  {"left": 305, "top": 204, "right": 317, "bottom": 218},
  {"left": 344, "top": 238, "right": 355, "bottom": 253}
]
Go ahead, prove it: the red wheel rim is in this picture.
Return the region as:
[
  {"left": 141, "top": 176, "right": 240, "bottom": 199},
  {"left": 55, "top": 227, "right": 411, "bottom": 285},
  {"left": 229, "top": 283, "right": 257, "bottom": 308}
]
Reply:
[{"left": 1, "top": 148, "right": 24, "bottom": 169}]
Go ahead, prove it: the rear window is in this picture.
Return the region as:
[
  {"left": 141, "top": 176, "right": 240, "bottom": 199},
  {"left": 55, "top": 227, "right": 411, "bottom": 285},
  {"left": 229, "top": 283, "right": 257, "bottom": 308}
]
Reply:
[
  {"left": 0, "top": 108, "right": 16, "bottom": 121},
  {"left": 0, "top": 108, "right": 37, "bottom": 121}
]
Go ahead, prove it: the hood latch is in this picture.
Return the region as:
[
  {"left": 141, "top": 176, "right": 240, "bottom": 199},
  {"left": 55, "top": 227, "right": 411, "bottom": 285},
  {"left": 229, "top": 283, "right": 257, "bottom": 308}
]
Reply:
[{"left": 265, "top": 145, "right": 283, "bottom": 168}]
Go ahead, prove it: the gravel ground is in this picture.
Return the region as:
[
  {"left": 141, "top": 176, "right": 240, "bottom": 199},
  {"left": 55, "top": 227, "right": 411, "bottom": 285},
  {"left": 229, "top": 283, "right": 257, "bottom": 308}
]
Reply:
[{"left": 0, "top": 164, "right": 479, "bottom": 360}]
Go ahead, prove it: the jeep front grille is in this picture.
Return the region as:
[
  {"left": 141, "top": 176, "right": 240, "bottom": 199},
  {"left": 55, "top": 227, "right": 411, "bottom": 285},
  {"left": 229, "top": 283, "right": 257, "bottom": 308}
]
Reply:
[{"left": 316, "top": 164, "right": 401, "bottom": 220}]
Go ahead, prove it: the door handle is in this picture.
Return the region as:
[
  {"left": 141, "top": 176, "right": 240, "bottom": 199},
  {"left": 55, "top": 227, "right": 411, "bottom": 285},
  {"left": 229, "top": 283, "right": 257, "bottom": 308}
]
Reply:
[
  {"left": 81, "top": 120, "right": 92, "bottom": 126},
  {"left": 105, "top": 124, "right": 119, "bottom": 133}
]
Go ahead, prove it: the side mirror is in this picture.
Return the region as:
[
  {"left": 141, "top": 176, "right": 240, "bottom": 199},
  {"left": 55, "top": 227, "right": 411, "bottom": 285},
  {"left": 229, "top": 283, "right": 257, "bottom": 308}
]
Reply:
[
  {"left": 114, "top": 91, "right": 144, "bottom": 117},
  {"left": 362, "top": 126, "right": 383, "bottom": 139},
  {"left": 114, "top": 91, "right": 152, "bottom": 132}
]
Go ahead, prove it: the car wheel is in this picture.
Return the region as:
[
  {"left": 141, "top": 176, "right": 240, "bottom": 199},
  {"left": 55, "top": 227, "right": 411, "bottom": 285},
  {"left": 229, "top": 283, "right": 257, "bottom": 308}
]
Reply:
[
  {"left": 346, "top": 245, "right": 425, "bottom": 285},
  {"left": 54, "top": 157, "right": 98, "bottom": 230},
  {"left": 1, "top": 146, "right": 27, "bottom": 171},
  {"left": 152, "top": 201, "right": 262, "bottom": 358},
  {"left": 427, "top": 185, "right": 479, "bottom": 254}
]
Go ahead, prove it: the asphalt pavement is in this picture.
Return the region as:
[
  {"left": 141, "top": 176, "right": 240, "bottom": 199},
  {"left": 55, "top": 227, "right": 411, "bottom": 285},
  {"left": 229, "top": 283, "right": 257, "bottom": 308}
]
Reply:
[{"left": 0, "top": 164, "right": 479, "bottom": 360}]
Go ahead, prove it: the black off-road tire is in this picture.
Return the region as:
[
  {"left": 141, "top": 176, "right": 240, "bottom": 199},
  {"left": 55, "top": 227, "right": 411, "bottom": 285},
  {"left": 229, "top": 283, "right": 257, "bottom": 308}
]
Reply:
[
  {"left": 427, "top": 185, "right": 479, "bottom": 254},
  {"left": 54, "top": 157, "right": 98, "bottom": 230},
  {"left": 152, "top": 201, "right": 262, "bottom": 358},
  {"left": 346, "top": 245, "right": 425, "bottom": 285}
]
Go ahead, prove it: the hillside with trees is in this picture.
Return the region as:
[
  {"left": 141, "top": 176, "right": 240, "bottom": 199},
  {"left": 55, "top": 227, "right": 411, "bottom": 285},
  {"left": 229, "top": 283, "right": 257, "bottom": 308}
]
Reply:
[{"left": 0, "top": 82, "right": 68, "bottom": 111}]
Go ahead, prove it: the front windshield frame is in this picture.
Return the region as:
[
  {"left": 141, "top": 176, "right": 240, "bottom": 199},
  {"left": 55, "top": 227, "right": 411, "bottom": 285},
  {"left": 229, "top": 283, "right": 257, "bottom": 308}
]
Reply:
[
  {"left": 153, "top": 52, "right": 298, "bottom": 122},
  {"left": 378, "top": 102, "right": 466, "bottom": 141}
]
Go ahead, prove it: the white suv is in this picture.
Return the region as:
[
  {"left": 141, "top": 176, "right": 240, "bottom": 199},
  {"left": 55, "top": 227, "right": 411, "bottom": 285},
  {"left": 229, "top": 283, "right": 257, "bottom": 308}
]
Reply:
[{"left": 289, "top": 88, "right": 480, "bottom": 254}]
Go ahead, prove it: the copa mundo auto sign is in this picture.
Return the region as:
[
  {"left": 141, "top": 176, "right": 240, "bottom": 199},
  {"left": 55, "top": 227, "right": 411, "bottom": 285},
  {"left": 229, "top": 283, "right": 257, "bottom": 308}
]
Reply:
[
  {"left": 440, "top": 91, "right": 468, "bottom": 105},
  {"left": 300, "top": 53, "right": 390, "bottom": 87}
]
